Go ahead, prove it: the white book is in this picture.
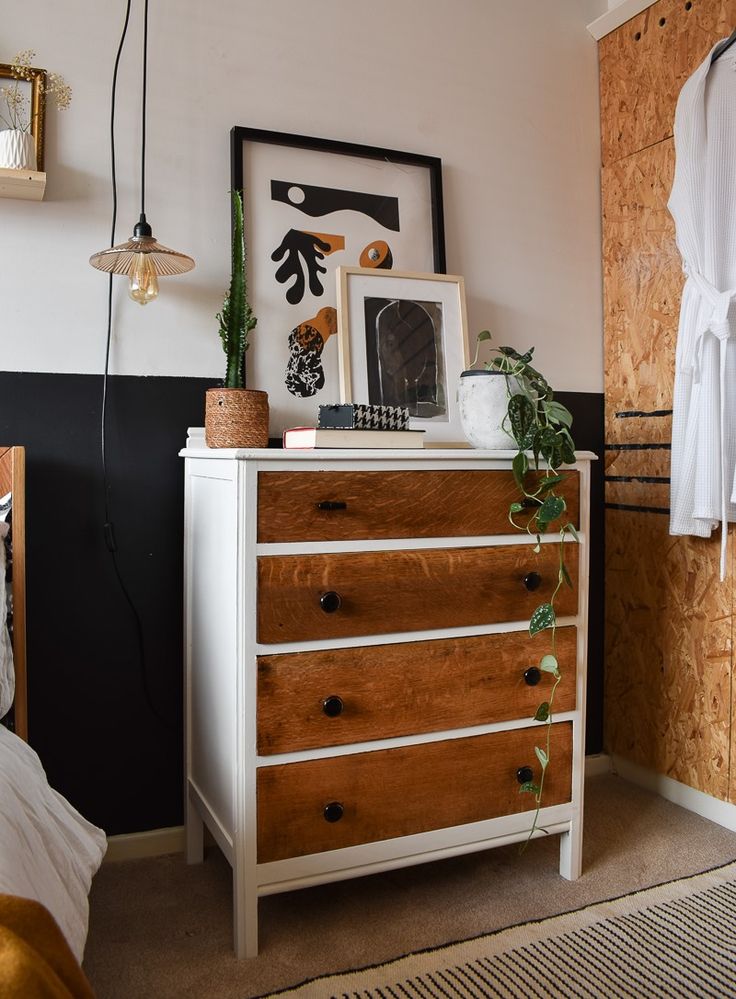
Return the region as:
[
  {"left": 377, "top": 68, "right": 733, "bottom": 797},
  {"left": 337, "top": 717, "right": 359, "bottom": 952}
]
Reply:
[{"left": 282, "top": 427, "right": 426, "bottom": 449}]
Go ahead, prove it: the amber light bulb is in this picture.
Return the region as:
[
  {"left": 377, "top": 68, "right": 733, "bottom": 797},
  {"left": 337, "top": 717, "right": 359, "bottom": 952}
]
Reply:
[{"left": 129, "top": 251, "right": 159, "bottom": 305}]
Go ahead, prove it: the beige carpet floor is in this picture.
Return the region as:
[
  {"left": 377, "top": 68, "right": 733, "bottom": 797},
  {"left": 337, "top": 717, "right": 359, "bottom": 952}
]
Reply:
[
  {"left": 275, "top": 861, "right": 736, "bottom": 997},
  {"left": 83, "top": 774, "right": 736, "bottom": 999}
]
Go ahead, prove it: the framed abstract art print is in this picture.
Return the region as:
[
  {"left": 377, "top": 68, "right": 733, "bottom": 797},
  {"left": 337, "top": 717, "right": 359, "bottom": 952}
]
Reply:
[{"left": 230, "top": 127, "right": 445, "bottom": 436}]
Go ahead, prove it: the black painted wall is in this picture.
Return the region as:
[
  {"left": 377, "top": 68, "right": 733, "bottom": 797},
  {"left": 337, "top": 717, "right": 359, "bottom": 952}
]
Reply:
[
  {"left": 558, "top": 391, "right": 605, "bottom": 764},
  {"left": 0, "top": 372, "right": 604, "bottom": 835}
]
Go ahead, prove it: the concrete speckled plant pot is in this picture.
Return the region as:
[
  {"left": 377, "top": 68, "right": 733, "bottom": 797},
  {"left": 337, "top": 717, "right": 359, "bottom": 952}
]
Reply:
[{"left": 457, "top": 370, "right": 516, "bottom": 449}]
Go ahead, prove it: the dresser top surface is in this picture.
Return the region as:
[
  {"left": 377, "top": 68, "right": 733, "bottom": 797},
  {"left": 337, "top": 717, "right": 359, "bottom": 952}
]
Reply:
[{"left": 180, "top": 429, "right": 597, "bottom": 464}]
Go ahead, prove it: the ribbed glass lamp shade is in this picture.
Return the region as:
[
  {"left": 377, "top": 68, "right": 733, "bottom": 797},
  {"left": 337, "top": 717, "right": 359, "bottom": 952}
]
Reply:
[{"left": 89, "top": 235, "right": 195, "bottom": 277}]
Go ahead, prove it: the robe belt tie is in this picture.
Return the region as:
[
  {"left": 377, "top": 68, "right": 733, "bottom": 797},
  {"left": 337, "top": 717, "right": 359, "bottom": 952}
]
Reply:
[
  {"left": 686, "top": 268, "right": 736, "bottom": 367},
  {"left": 684, "top": 267, "right": 736, "bottom": 579}
]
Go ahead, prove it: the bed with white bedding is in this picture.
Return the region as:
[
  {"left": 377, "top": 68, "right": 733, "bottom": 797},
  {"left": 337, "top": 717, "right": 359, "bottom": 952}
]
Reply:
[
  {"left": 0, "top": 723, "right": 106, "bottom": 962},
  {"left": 0, "top": 445, "right": 106, "bottom": 975}
]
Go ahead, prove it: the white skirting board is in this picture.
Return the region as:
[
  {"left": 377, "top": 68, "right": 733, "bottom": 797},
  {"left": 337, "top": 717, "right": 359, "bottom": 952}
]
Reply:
[
  {"left": 104, "top": 755, "right": 614, "bottom": 862},
  {"left": 612, "top": 755, "right": 736, "bottom": 833},
  {"left": 104, "top": 825, "right": 186, "bottom": 862}
]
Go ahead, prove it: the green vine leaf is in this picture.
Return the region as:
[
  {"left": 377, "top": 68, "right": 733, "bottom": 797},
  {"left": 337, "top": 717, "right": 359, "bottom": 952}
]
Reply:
[
  {"left": 560, "top": 434, "right": 576, "bottom": 465},
  {"left": 542, "top": 400, "right": 573, "bottom": 428},
  {"left": 538, "top": 495, "right": 566, "bottom": 525},
  {"left": 564, "top": 523, "right": 580, "bottom": 543},
  {"left": 508, "top": 394, "right": 536, "bottom": 449},
  {"left": 529, "top": 602, "right": 555, "bottom": 636},
  {"left": 560, "top": 561, "right": 573, "bottom": 588},
  {"left": 499, "top": 345, "right": 534, "bottom": 365},
  {"left": 537, "top": 474, "right": 566, "bottom": 495},
  {"left": 512, "top": 451, "right": 529, "bottom": 489},
  {"left": 540, "top": 654, "right": 559, "bottom": 676},
  {"left": 535, "top": 746, "right": 549, "bottom": 770},
  {"left": 538, "top": 426, "right": 560, "bottom": 462},
  {"left": 519, "top": 781, "right": 541, "bottom": 795},
  {"left": 534, "top": 701, "right": 550, "bottom": 722},
  {"left": 509, "top": 501, "right": 524, "bottom": 514}
]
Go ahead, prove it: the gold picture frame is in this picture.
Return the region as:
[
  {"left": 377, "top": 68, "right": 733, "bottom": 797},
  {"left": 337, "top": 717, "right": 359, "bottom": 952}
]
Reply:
[{"left": 0, "top": 62, "right": 46, "bottom": 172}]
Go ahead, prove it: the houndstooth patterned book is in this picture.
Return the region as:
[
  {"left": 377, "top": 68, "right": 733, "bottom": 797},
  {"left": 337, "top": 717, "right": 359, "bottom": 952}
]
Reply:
[{"left": 318, "top": 404, "right": 410, "bottom": 431}]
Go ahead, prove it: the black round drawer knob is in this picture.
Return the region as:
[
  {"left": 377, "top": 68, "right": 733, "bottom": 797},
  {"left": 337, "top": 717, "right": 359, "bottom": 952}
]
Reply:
[
  {"left": 524, "top": 667, "right": 541, "bottom": 686},
  {"left": 523, "top": 571, "right": 542, "bottom": 592},
  {"left": 319, "top": 590, "right": 342, "bottom": 613},
  {"left": 516, "top": 766, "right": 534, "bottom": 785},
  {"left": 323, "top": 801, "right": 344, "bottom": 823},
  {"left": 322, "top": 695, "right": 344, "bottom": 718}
]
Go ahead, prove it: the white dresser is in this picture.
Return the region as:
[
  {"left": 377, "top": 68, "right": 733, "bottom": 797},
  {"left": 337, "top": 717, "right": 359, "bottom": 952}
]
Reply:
[{"left": 181, "top": 431, "right": 593, "bottom": 957}]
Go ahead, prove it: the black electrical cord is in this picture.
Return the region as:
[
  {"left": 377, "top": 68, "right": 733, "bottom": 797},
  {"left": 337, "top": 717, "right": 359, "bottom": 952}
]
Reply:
[
  {"left": 101, "top": 0, "right": 175, "bottom": 733},
  {"left": 140, "top": 0, "right": 148, "bottom": 218}
]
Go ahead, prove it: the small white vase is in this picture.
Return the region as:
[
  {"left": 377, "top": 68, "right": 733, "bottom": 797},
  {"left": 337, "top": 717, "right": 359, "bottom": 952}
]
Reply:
[
  {"left": 457, "top": 370, "right": 516, "bottom": 449},
  {"left": 0, "top": 129, "right": 36, "bottom": 171}
]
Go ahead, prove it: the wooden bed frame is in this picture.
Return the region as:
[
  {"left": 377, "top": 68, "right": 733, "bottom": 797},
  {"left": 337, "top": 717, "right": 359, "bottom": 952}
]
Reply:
[{"left": 0, "top": 446, "right": 26, "bottom": 742}]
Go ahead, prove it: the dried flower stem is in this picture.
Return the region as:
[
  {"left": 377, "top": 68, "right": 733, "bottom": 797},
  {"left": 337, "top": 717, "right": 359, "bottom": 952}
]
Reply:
[{"left": 1, "top": 50, "right": 71, "bottom": 134}]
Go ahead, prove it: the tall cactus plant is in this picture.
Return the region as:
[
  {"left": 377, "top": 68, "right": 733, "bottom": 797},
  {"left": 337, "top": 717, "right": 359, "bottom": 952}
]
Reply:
[{"left": 217, "top": 189, "right": 257, "bottom": 388}]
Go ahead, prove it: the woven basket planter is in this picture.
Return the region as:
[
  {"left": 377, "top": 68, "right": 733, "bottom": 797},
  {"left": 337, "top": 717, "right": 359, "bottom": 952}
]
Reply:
[{"left": 205, "top": 388, "right": 269, "bottom": 448}]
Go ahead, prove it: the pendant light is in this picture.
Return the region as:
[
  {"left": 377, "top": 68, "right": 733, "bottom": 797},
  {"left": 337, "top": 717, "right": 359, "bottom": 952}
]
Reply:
[{"left": 89, "top": 0, "right": 194, "bottom": 303}]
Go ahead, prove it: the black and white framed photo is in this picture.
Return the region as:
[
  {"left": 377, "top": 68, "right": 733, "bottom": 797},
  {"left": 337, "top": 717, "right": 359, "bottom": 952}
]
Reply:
[
  {"left": 337, "top": 267, "right": 469, "bottom": 444},
  {"left": 230, "top": 127, "right": 445, "bottom": 435}
]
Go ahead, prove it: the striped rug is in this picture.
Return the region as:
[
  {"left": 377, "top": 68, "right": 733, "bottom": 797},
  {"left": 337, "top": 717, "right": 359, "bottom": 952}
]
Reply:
[{"left": 264, "top": 860, "right": 736, "bottom": 998}]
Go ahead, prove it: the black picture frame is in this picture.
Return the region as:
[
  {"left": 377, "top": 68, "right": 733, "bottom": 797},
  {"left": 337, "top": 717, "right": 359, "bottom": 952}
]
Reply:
[{"left": 230, "top": 126, "right": 446, "bottom": 436}]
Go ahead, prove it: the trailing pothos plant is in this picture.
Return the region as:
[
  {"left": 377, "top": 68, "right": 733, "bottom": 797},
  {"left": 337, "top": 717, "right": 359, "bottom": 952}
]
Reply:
[{"left": 474, "top": 330, "right": 579, "bottom": 846}]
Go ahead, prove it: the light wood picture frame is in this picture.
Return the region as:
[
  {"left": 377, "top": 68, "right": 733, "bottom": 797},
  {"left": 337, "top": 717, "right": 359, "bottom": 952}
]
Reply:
[{"left": 337, "top": 267, "right": 470, "bottom": 443}]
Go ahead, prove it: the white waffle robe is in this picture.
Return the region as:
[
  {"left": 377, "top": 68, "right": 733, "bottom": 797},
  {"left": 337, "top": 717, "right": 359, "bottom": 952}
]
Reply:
[{"left": 669, "top": 40, "right": 736, "bottom": 579}]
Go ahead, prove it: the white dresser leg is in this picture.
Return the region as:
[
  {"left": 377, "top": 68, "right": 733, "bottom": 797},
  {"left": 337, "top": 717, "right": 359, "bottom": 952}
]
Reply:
[
  {"left": 559, "top": 822, "right": 582, "bottom": 881},
  {"left": 185, "top": 785, "right": 204, "bottom": 865},
  {"left": 233, "top": 870, "right": 259, "bottom": 958}
]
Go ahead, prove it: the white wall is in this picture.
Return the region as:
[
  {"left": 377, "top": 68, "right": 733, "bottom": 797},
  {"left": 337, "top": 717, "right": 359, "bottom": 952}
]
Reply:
[{"left": 1, "top": 0, "right": 604, "bottom": 393}]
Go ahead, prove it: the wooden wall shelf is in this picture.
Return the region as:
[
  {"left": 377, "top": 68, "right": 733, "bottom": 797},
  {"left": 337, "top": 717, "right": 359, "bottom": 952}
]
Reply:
[{"left": 0, "top": 167, "right": 46, "bottom": 201}]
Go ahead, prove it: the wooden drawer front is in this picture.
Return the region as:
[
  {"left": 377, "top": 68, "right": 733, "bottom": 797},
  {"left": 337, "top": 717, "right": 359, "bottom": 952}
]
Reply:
[
  {"left": 257, "top": 627, "right": 577, "bottom": 754},
  {"left": 257, "top": 470, "right": 580, "bottom": 542},
  {"left": 257, "top": 544, "right": 579, "bottom": 644},
  {"left": 257, "top": 722, "right": 572, "bottom": 862}
]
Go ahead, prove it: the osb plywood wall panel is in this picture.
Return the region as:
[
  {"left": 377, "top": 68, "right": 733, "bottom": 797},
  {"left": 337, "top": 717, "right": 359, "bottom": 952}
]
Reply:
[
  {"left": 603, "top": 139, "right": 679, "bottom": 447},
  {"left": 600, "top": 0, "right": 736, "bottom": 167},
  {"left": 601, "top": 0, "right": 736, "bottom": 800},
  {"left": 606, "top": 512, "right": 731, "bottom": 797}
]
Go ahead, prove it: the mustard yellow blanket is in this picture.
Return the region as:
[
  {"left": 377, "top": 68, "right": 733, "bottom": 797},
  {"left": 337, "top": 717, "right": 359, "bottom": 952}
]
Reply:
[{"left": 0, "top": 894, "right": 95, "bottom": 998}]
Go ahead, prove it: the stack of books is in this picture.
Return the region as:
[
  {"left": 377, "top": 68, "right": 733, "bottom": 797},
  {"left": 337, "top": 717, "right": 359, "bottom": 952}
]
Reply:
[{"left": 283, "top": 404, "right": 424, "bottom": 450}]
